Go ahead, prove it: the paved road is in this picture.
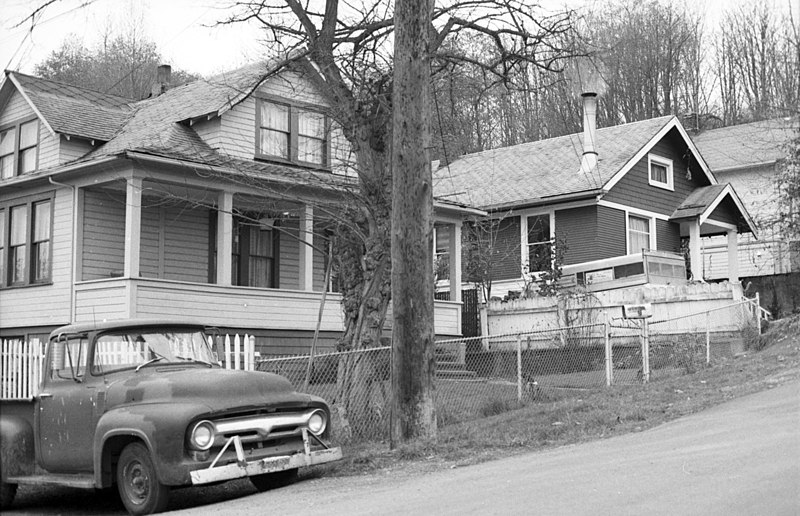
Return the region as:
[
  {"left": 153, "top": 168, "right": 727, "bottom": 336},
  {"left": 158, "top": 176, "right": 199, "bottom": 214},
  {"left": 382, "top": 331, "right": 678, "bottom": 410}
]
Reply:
[
  {"left": 186, "top": 381, "right": 800, "bottom": 516},
  {"left": 7, "top": 381, "right": 799, "bottom": 515}
]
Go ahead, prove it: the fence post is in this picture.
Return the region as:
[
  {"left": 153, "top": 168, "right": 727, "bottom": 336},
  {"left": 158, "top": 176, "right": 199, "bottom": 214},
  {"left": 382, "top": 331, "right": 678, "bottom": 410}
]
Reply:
[
  {"left": 641, "top": 319, "right": 650, "bottom": 383},
  {"left": 706, "top": 311, "right": 711, "bottom": 364},
  {"left": 604, "top": 311, "right": 612, "bottom": 387},
  {"left": 755, "top": 292, "right": 762, "bottom": 335},
  {"left": 516, "top": 334, "right": 523, "bottom": 402}
]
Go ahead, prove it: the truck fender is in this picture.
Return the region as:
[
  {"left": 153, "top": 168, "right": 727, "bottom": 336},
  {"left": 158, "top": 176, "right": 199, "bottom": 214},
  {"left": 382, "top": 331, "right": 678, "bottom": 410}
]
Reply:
[
  {"left": 93, "top": 402, "right": 210, "bottom": 487},
  {"left": 0, "top": 417, "right": 35, "bottom": 478}
]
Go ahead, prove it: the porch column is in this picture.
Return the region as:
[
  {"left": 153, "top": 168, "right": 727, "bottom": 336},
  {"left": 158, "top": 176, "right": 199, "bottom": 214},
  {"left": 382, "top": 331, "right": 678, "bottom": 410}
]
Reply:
[
  {"left": 727, "top": 228, "right": 739, "bottom": 283},
  {"left": 216, "top": 192, "right": 233, "bottom": 286},
  {"left": 689, "top": 220, "right": 702, "bottom": 281},
  {"left": 448, "top": 222, "right": 462, "bottom": 303},
  {"left": 298, "top": 204, "right": 314, "bottom": 291},
  {"left": 124, "top": 177, "right": 142, "bottom": 278}
]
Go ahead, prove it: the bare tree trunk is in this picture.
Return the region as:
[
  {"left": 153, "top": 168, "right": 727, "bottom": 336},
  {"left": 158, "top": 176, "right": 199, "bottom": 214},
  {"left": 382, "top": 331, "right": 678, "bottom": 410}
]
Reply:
[{"left": 390, "top": 0, "right": 437, "bottom": 446}]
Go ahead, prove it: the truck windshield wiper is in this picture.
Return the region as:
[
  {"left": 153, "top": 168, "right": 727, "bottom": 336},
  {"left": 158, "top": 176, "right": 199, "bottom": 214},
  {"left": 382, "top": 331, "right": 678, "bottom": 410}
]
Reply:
[
  {"left": 175, "top": 355, "right": 213, "bottom": 368},
  {"left": 135, "top": 352, "right": 167, "bottom": 372}
]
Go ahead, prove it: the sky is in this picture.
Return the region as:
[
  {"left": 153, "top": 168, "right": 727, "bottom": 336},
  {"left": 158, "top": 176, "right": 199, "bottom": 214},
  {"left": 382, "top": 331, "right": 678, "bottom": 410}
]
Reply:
[{"left": 0, "top": 0, "right": 797, "bottom": 78}]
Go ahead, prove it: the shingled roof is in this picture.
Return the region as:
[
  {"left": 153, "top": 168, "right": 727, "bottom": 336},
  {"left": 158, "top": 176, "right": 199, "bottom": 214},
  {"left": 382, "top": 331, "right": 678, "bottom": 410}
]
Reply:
[
  {"left": 3, "top": 71, "right": 134, "bottom": 141},
  {"left": 692, "top": 117, "right": 798, "bottom": 172},
  {"left": 433, "top": 116, "right": 679, "bottom": 211}
]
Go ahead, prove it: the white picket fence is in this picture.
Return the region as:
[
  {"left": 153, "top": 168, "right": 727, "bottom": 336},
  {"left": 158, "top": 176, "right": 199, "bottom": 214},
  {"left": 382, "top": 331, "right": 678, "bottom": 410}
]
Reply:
[
  {"left": 0, "top": 334, "right": 257, "bottom": 400},
  {"left": 1, "top": 339, "right": 45, "bottom": 400}
]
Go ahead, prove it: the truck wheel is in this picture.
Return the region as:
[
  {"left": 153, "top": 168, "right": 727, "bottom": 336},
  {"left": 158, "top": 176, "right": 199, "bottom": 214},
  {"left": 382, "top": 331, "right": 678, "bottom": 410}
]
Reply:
[
  {"left": 0, "top": 481, "right": 17, "bottom": 509},
  {"left": 250, "top": 468, "right": 298, "bottom": 492},
  {"left": 117, "top": 442, "right": 170, "bottom": 515}
]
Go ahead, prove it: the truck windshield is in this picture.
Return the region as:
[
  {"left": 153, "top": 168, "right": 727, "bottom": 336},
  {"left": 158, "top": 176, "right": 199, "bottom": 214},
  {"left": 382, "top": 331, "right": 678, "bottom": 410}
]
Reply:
[{"left": 92, "top": 329, "right": 217, "bottom": 374}]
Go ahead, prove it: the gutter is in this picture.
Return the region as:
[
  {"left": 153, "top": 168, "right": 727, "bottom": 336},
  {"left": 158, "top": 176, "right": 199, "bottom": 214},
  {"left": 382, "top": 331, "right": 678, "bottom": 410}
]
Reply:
[{"left": 484, "top": 189, "right": 605, "bottom": 213}]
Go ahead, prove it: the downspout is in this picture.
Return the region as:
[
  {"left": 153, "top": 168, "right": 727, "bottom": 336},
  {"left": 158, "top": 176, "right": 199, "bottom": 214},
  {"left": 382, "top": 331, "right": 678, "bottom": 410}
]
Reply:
[{"left": 49, "top": 176, "right": 78, "bottom": 323}]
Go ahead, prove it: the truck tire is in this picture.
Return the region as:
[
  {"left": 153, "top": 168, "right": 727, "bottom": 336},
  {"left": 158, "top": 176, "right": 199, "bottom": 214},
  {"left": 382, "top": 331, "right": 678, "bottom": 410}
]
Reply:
[
  {"left": 0, "top": 481, "right": 17, "bottom": 509},
  {"left": 250, "top": 468, "right": 298, "bottom": 492},
  {"left": 116, "top": 442, "right": 170, "bottom": 515}
]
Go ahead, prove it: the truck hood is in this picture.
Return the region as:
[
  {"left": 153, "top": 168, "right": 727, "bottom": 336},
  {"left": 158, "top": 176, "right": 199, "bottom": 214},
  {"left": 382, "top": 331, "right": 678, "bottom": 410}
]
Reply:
[{"left": 104, "top": 367, "right": 316, "bottom": 414}]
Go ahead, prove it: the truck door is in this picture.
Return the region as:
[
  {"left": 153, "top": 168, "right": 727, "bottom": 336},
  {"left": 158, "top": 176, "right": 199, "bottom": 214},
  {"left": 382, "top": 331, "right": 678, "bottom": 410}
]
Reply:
[{"left": 37, "top": 334, "right": 97, "bottom": 473}]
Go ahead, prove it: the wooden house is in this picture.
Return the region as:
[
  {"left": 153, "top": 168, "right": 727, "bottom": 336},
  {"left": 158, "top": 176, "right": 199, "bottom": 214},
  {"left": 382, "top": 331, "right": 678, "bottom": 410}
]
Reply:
[
  {"left": 433, "top": 95, "right": 757, "bottom": 299},
  {"left": 0, "top": 64, "right": 473, "bottom": 350},
  {"left": 692, "top": 118, "right": 798, "bottom": 280}
]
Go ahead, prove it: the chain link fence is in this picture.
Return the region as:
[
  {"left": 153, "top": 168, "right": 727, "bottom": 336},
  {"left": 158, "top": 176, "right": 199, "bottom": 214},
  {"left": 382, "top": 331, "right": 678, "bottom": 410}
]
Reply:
[{"left": 255, "top": 299, "right": 762, "bottom": 442}]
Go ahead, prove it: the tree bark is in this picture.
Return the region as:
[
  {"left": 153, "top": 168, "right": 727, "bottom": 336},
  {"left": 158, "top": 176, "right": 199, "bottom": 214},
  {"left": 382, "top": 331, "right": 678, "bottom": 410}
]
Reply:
[{"left": 390, "top": 0, "right": 437, "bottom": 446}]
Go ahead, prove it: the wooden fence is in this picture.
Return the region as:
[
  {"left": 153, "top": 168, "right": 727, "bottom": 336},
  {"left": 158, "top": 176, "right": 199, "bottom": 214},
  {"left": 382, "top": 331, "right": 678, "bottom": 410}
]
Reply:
[
  {"left": 1, "top": 339, "right": 45, "bottom": 400},
  {"left": 0, "top": 334, "right": 257, "bottom": 400}
]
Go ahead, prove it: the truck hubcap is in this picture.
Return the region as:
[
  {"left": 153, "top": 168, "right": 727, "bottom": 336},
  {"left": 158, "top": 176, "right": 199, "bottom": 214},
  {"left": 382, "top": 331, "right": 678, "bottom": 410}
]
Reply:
[{"left": 123, "top": 460, "right": 150, "bottom": 503}]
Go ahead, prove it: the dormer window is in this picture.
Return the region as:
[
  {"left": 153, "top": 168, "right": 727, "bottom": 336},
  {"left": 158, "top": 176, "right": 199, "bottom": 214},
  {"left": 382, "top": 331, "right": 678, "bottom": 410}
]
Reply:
[
  {"left": 256, "top": 98, "right": 329, "bottom": 168},
  {"left": 648, "top": 154, "right": 673, "bottom": 191},
  {"left": 0, "top": 118, "right": 39, "bottom": 179}
]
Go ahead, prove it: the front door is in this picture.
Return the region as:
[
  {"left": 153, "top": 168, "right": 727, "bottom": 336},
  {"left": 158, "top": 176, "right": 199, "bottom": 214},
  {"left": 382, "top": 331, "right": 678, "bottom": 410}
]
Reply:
[{"left": 37, "top": 334, "right": 97, "bottom": 473}]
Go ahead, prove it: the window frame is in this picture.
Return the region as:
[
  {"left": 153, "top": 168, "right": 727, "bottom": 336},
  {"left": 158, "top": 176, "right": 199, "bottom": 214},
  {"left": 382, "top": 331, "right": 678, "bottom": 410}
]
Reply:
[
  {"left": 255, "top": 96, "right": 330, "bottom": 169},
  {"left": 627, "top": 214, "right": 653, "bottom": 255},
  {"left": 0, "top": 117, "right": 40, "bottom": 180},
  {"left": 526, "top": 214, "right": 554, "bottom": 274},
  {"left": 0, "top": 193, "right": 54, "bottom": 288},
  {"left": 647, "top": 153, "right": 673, "bottom": 191}
]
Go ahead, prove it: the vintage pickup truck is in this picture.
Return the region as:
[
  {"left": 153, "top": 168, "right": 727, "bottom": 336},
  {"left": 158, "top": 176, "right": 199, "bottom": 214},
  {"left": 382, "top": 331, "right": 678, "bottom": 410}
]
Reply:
[{"left": 0, "top": 320, "right": 342, "bottom": 515}]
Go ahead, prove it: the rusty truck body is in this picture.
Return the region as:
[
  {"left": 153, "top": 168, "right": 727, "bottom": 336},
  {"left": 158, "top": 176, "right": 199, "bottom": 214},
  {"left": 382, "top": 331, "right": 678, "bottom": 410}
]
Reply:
[{"left": 0, "top": 320, "right": 342, "bottom": 515}]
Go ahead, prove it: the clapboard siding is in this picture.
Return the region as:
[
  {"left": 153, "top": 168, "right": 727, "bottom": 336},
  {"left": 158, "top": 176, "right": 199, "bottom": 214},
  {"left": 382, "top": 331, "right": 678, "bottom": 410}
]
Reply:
[
  {"left": 139, "top": 206, "right": 161, "bottom": 277},
  {"left": 216, "top": 97, "right": 256, "bottom": 160},
  {"left": 490, "top": 216, "right": 522, "bottom": 281},
  {"left": 82, "top": 189, "right": 125, "bottom": 280},
  {"left": 555, "top": 206, "right": 597, "bottom": 265},
  {"left": 656, "top": 219, "right": 682, "bottom": 253},
  {"left": 74, "top": 282, "right": 129, "bottom": 321},
  {"left": 58, "top": 138, "right": 93, "bottom": 164},
  {"left": 279, "top": 220, "right": 300, "bottom": 289},
  {"left": 0, "top": 90, "right": 32, "bottom": 124},
  {"left": 604, "top": 128, "right": 711, "bottom": 215},
  {"left": 595, "top": 205, "right": 627, "bottom": 259},
  {"left": 312, "top": 220, "right": 328, "bottom": 291},
  {"left": 0, "top": 189, "right": 72, "bottom": 328},
  {"left": 163, "top": 204, "right": 209, "bottom": 282},
  {"left": 37, "top": 131, "right": 59, "bottom": 169}
]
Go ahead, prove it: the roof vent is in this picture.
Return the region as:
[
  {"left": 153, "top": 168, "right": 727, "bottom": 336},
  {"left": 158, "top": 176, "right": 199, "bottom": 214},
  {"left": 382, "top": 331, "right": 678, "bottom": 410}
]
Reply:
[{"left": 150, "top": 65, "right": 172, "bottom": 98}]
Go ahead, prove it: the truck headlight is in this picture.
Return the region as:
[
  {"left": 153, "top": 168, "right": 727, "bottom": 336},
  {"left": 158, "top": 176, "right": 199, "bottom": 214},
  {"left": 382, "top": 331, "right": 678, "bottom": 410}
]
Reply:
[
  {"left": 189, "top": 420, "right": 216, "bottom": 450},
  {"left": 307, "top": 409, "right": 327, "bottom": 435}
]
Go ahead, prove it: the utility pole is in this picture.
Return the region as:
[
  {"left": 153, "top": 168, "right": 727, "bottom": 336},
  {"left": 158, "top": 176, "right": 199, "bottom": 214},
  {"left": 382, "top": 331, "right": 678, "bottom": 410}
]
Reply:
[{"left": 390, "top": 0, "right": 437, "bottom": 445}]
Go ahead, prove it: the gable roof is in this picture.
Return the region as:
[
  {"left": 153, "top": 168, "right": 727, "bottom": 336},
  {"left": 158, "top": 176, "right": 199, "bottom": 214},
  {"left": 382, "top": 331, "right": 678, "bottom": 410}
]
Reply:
[
  {"left": 433, "top": 116, "right": 714, "bottom": 211},
  {"left": 1, "top": 71, "right": 134, "bottom": 141},
  {"left": 692, "top": 117, "right": 798, "bottom": 172},
  {"left": 671, "top": 183, "right": 757, "bottom": 237}
]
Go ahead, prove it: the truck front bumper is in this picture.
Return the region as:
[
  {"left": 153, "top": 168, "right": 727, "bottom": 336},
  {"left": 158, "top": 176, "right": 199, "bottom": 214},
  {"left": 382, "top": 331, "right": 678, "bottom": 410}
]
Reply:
[{"left": 189, "top": 428, "right": 342, "bottom": 485}]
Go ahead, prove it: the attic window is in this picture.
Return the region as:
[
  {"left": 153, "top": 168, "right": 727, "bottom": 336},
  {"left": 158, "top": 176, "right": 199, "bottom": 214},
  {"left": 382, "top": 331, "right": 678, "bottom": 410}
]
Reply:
[
  {"left": 0, "top": 119, "right": 39, "bottom": 179},
  {"left": 256, "top": 98, "right": 329, "bottom": 168},
  {"left": 648, "top": 154, "right": 673, "bottom": 191}
]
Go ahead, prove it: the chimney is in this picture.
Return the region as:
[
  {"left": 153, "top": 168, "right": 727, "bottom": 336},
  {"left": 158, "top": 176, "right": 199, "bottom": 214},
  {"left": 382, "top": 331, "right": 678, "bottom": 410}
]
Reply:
[
  {"left": 580, "top": 92, "right": 598, "bottom": 174},
  {"left": 568, "top": 57, "right": 606, "bottom": 174},
  {"left": 150, "top": 64, "right": 172, "bottom": 97}
]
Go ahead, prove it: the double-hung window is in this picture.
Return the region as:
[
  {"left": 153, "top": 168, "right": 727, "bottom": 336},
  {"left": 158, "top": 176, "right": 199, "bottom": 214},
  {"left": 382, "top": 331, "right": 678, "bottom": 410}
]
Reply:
[
  {"left": 257, "top": 99, "right": 329, "bottom": 167},
  {"left": 231, "top": 216, "right": 279, "bottom": 288},
  {"left": 627, "top": 215, "right": 651, "bottom": 254},
  {"left": 0, "top": 195, "right": 52, "bottom": 287},
  {"left": 0, "top": 119, "right": 39, "bottom": 179},
  {"left": 648, "top": 154, "right": 673, "bottom": 190},
  {"left": 527, "top": 215, "right": 552, "bottom": 272}
]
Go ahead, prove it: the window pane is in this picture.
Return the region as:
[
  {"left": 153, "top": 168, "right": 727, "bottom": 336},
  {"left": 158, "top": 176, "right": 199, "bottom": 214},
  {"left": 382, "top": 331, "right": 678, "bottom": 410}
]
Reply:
[
  {"left": 298, "top": 136, "right": 324, "bottom": 164},
  {"left": 651, "top": 163, "right": 667, "bottom": 183},
  {"left": 34, "top": 201, "right": 51, "bottom": 242},
  {"left": 527, "top": 215, "right": 550, "bottom": 244},
  {"left": 260, "top": 129, "right": 289, "bottom": 159},
  {"left": 0, "top": 155, "right": 13, "bottom": 179},
  {"left": 298, "top": 110, "right": 325, "bottom": 139},
  {"left": 0, "top": 246, "right": 4, "bottom": 286},
  {"left": 11, "top": 245, "right": 26, "bottom": 283},
  {"left": 10, "top": 205, "right": 27, "bottom": 246},
  {"left": 249, "top": 227, "right": 273, "bottom": 257},
  {"left": 628, "top": 216, "right": 650, "bottom": 253},
  {"left": 0, "top": 210, "right": 5, "bottom": 243},
  {"left": 34, "top": 241, "right": 50, "bottom": 281},
  {"left": 0, "top": 210, "right": 5, "bottom": 286},
  {"left": 260, "top": 102, "right": 289, "bottom": 131},
  {"left": 19, "top": 147, "right": 36, "bottom": 174},
  {"left": 20, "top": 120, "right": 38, "bottom": 148},
  {"left": 0, "top": 128, "right": 15, "bottom": 156}
]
